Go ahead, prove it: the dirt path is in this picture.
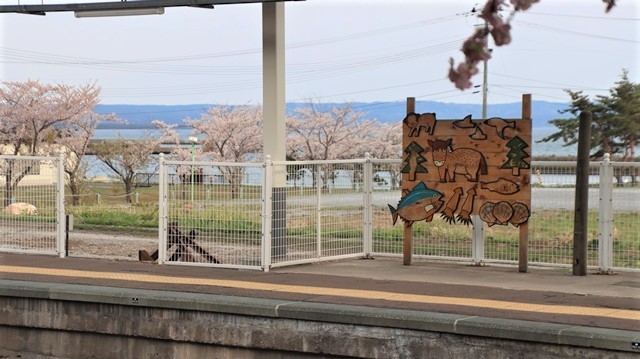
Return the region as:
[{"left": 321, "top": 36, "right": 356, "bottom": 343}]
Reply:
[{"left": 67, "top": 230, "right": 157, "bottom": 261}]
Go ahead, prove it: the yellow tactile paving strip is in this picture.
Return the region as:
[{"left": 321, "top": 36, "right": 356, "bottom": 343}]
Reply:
[{"left": 2, "top": 265, "right": 639, "bottom": 321}]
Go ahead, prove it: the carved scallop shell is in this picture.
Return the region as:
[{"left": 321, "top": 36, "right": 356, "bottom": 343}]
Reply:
[
  {"left": 510, "top": 202, "right": 530, "bottom": 227},
  {"left": 492, "top": 201, "right": 514, "bottom": 225},
  {"left": 479, "top": 202, "right": 496, "bottom": 225}
]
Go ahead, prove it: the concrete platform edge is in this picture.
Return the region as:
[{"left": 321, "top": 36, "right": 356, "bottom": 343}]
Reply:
[{"left": 1, "top": 279, "right": 638, "bottom": 354}]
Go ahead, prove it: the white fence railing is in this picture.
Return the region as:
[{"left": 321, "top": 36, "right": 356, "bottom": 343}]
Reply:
[
  {"left": 2, "top": 154, "right": 637, "bottom": 273},
  {"left": 157, "top": 154, "right": 639, "bottom": 272},
  {"left": 0, "top": 155, "right": 65, "bottom": 257}
]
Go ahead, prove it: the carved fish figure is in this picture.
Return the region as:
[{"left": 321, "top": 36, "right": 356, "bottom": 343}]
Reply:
[
  {"left": 480, "top": 178, "right": 520, "bottom": 195},
  {"left": 388, "top": 182, "right": 444, "bottom": 226}
]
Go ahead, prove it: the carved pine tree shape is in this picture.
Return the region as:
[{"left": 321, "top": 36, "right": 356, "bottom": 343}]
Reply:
[
  {"left": 401, "top": 141, "right": 428, "bottom": 181},
  {"left": 501, "top": 136, "right": 530, "bottom": 176}
]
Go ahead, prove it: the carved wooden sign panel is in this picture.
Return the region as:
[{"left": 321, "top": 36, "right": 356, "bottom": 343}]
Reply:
[{"left": 389, "top": 113, "right": 532, "bottom": 228}]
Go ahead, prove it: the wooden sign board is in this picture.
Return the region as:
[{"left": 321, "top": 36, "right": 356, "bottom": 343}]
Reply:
[
  {"left": 389, "top": 95, "right": 533, "bottom": 270},
  {"left": 392, "top": 114, "right": 532, "bottom": 227}
]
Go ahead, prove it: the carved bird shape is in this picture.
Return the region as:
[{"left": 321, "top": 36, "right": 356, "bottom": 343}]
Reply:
[
  {"left": 469, "top": 124, "right": 487, "bottom": 140},
  {"left": 484, "top": 117, "right": 516, "bottom": 139},
  {"left": 453, "top": 115, "right": 476, "bottom": 129}
]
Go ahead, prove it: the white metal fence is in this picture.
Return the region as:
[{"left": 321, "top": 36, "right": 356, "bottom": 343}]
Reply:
[
  {"left": 373, "top": 155, "right": 639, "bottom": 272},
  {"left": 2, "top": 154, "right": 637, "bottom": 273},
  {"left": 0, "top": 155, "right": 65, "bottom": 256},
  {"left": 157, "top": 155, "right": 370, "bottom": 269},
  {"left": 158, "top": 156, "right": 264, "bottom": 269},
  {"left": 158, "top": 154, "right": 639, "bottom": 272}
]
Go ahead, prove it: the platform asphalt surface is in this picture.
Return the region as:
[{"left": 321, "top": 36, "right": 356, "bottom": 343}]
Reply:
[{"left": 0, "top": 253, "right": 638, "bottom": 332}]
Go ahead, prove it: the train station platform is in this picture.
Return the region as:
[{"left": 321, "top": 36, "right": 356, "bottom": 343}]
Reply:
[{"left": 1, "top": 253, "right": 638, "bottom": 357}]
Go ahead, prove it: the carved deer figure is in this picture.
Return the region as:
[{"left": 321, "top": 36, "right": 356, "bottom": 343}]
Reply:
[
  {"left": 403, "top": 112, "right": 437, "bottom": 137},
  {"left": 428, "top": 139, "right": 488, "bottom": 183}
]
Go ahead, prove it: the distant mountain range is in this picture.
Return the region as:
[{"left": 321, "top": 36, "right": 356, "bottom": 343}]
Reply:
[{"left": 94, "top": 100, "right": 571, "bottom": 130}]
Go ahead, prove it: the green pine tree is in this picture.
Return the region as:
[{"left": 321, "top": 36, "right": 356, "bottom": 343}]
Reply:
[{"left": 537, "top": 69, "right": 639, "bottom": 160}]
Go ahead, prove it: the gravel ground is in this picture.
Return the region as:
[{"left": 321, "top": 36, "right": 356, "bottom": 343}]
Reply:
[
  {"left": 2, "top": 227, "right": 323, "bottom": 264},
  {"left": 67, "top": 230, "right": 158, "bottom": 261}
]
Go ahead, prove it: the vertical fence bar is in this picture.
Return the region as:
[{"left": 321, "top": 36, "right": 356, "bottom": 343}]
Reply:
[
  {"left": 262, "top": 156, "right": 273, "bottom": 272},
  {"left": 158, "top": 153, "right": 166, "bottom": 265},
  {"left": 57, "top": 153, "right": 66, "bottom": 258},
  {"left": 472, "top": 221, "right": 484, "bottom": 265},
  {"left": 598, "top": 153, "right": 614, "bottom": 272},
  {"left": 363, "top": 153, "right": 373, "bottom": 257},
  {"left": 316, "top": 165, "right": 322, "bottom": 258}
]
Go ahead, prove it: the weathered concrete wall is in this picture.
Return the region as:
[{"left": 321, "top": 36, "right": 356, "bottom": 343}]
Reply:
[{"left": 0, "top": 280, "right": 637, "bottom": 359}]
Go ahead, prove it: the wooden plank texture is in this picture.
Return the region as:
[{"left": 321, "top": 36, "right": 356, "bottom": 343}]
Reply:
[{"left": 400, "top": 112, "right": 532, "bottom": 228}]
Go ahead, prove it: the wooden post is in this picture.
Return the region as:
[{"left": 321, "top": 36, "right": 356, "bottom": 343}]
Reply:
[
  {"left": 403, "top": 97, "right": 415, "bottom": 265},
  {"left": 518, "top": 94, "right": 531, "bottom": 273},
  {"left": 573, "top": 111, "right": 592, "bottom": 276}
]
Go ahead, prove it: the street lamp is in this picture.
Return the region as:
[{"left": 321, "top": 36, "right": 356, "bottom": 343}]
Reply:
[{"left": 188, "top": 136, "right": 198, "bottom": 203}]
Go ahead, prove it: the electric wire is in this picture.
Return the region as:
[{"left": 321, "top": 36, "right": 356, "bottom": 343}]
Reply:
[{"left": 512, "top": 19, "right": 639, "bottom": 43}]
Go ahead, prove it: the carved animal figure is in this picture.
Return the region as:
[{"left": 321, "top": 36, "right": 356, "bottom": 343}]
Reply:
[
  {"left": 403, "top": 112, "right": 437, "bottom": 137},
  {"left": 4, "top": 202, "right": 37, "bottom": 215},
  {"left": 428, "top": 139, "right": 488, "bottom": 183}
]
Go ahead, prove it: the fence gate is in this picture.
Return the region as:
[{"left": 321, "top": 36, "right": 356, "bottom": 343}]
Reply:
[
  {"left": 267, "top": 159, "right": 369, "bottom": 269},
  {"left": 158, "top": 156, "right": 370, "bottom": 270},
  {"left": 0, "top": 155, "right": 65, "bottom": 256},
  {"left": 158, "top": 156, "right": 266, "bottom": 269}
]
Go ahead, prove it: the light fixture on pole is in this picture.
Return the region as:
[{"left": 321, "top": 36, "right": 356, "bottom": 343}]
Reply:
[
  {"left": 188, "top": 136, "right": 198, "bottom": 203},
  {"left": 75, "top": 7, "right": 165, "bottom": 18}
]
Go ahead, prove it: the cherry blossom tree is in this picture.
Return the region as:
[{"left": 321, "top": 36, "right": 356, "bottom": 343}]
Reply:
[
  {"left": 57, "top": 112, "right": 117, "bottom": 205},
  {"left": 0, "top": 80, "right": 100, "bottom": 207},
  {"left": 286, "top": 103, "right": 372, "bottom": 161},
  {"left": 287, "top": 102, "right": 379, "bottom": 189},
  {"left": 92, "top": 133, "right": 166, "bottom": 204},
  {"left": 358, "top": 122, "right": 402, "bottom": 160},
  {"left": 184, "top": 105, "right": 263, "bottom": 199},
  {"left": 359, "top": 122, "right": 403, "bottom": 188},
  {"left": 449, "top": 0, "right": 616, "bottom": 89}
]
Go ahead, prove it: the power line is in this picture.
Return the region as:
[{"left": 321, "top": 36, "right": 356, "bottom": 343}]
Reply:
[
  {"left": 526, "top": 11, "right": 639, "bottom": 21},
  {"left": 513, "top": 19, "right": 639, "bottom": 43}
]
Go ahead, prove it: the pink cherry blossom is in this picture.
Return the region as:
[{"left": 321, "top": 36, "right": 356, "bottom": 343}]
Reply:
[
  {"left": 448, "top": 0, "right": 615, "bottom": 89},
  {"left": 448, "top": 59, "right": 479, "bottom": 90}
]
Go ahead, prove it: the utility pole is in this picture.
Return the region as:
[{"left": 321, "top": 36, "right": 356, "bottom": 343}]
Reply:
[
  {"left": 472, "top": 21, "right": 490, "bottom": 265},
  {"left": 481, "top": 20, "right": 490, "bottom": 118}
]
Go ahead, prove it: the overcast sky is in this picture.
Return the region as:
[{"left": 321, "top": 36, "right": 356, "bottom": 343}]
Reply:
[{"left": 1, "top": 0, "right": 638, "bottom": 106}]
